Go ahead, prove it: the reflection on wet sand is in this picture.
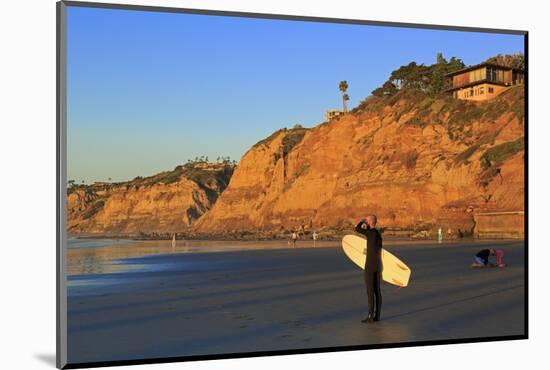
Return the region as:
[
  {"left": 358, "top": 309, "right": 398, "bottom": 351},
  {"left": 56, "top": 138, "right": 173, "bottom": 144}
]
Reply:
[{"left": 67, "top": 239, "right": 339, "bottom": 275}]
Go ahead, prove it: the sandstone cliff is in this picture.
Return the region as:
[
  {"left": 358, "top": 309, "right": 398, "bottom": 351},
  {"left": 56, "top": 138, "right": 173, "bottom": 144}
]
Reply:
[
  {"left": 67, "top": 163, "right": 234, "bottom": 236},
  {"left": 192, "top": 86, "right": 525, "bottom": 237}
]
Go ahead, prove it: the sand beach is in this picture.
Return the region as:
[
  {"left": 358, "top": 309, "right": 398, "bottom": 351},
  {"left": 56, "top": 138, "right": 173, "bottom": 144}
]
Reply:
[{"left": 67, "top": 239, "right": 524, "bottom": 364}]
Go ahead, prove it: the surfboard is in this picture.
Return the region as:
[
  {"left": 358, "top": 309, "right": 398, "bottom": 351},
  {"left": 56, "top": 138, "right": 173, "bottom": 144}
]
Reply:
[{"left": 342, "top": 234, "right": 411, "bottom": 287}]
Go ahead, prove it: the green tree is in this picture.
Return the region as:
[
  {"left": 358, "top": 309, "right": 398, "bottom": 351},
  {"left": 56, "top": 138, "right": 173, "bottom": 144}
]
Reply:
[
  {"left": 387, "top": 62, "right": 429, "bottom": 91},
  {"left": 372, "top": 80, "right": 398, "bottom": 97},
  {"left": 486, "top": 53, "right": 524, "bottom": 70},
  {"left": 373, "top": 54, "right": 465, "bottom": 97}
]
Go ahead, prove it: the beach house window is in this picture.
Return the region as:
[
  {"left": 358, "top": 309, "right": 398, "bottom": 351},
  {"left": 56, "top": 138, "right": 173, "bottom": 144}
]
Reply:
[
  {"left": 489, "top": 87, "right": 494, "bottom": 93},
  {"left": 477, "top": 68, "right": 483, "bottom": 81},
  {"left": 469, "top": 68, "right": 484, "bottom": 83}
]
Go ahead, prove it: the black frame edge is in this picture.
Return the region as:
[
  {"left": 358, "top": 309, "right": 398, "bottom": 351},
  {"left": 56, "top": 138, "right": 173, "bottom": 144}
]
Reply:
[
  {"left": 57, "top": 1, "right": 68, "bottom": 369},
  {"left": 523, "top": 32, "right": 529, "bottom": 339},
  {"left": 61, "top": 0, "right": 528, "bottom": 35}
]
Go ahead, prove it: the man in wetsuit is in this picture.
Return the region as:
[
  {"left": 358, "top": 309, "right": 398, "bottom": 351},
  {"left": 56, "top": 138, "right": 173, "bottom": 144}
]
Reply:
[{"left": 355, "top": 215, "right": 383, "bottom": 323}]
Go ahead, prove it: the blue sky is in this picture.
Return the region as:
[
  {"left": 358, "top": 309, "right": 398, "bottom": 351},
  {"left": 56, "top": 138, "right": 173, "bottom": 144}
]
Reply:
[{"left": 67, "top": 6, "right": 524, "bottom": 183}]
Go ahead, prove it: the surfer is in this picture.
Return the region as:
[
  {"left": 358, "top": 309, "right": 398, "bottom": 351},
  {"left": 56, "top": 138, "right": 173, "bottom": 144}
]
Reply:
[{"left": 355, "top": 215, "right": 383, "bottom": 323}]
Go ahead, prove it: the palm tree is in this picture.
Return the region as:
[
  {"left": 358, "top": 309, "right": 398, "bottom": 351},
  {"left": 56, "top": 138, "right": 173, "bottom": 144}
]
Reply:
[{"left": 339, "top": 80, "right": 350, "bottom": 112}]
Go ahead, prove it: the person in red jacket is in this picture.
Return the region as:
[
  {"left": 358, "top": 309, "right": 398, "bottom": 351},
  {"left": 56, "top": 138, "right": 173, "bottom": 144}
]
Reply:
[{"left": 495, "top": 249, "right": 506, "bottom": 267}]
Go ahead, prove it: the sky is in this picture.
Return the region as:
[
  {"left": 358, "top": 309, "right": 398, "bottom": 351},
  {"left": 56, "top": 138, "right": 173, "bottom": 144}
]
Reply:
[{"left": 66, "top": 6, "right": 524, "bottom": 183}]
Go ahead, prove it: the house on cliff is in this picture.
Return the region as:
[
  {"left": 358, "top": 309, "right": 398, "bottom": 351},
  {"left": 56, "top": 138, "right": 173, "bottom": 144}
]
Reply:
[
  {"left": 445, "top": 62, "right": 524, "bottom": 101},
  {"left": 324, "top": 109, "right": 345, "bottom": 121}
]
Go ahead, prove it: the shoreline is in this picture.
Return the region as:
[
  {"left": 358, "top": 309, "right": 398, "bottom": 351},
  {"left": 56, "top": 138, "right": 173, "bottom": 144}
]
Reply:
[{"left": 69, "top": 233, "right": 524, "bottom": 244}]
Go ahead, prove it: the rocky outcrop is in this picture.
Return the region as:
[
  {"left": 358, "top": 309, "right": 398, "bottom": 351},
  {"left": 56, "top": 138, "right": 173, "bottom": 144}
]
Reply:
[
  {"left": 192, "top": 87, "right": 525, "bottom": 237},
  {"left": 67, "top": 163, "right": 234, "bottom": 236}
]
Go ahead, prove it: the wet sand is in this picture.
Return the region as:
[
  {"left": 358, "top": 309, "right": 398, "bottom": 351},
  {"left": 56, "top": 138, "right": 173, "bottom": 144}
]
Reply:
[{"left": 67, "top": 240, "right": 525, "bottom": 364}]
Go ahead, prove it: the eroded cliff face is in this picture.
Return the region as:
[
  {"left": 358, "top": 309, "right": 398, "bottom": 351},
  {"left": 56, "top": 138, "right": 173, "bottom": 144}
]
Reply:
[
  {"left": 193, "top": 87, "right": 524, "bottom": 236},
  {"left": 67, "top": 163, "right": 234, "bottom": 236}
]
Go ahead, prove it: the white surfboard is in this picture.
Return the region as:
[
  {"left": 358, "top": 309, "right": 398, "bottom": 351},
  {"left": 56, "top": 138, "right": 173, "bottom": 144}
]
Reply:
[{"left": 342, "top": 234, "right": 411, "bottom": 287}]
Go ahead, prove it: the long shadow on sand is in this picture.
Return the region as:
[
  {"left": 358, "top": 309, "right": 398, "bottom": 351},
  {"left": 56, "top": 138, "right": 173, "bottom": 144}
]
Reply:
[
  {"left": 68, "top": 270, "right": 356, "bottom": 315},
  {"left": 383, "top": 284, "right": 523, "bottom": 321}
]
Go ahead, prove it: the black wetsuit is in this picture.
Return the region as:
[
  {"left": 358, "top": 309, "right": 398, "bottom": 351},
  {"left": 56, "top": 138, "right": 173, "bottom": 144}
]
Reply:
[
  {"left": 476, "top": 249, "right": 491, "bottom": 265},
  {"left": 355, "top": 221, "right": 383, "bottom": 320}
]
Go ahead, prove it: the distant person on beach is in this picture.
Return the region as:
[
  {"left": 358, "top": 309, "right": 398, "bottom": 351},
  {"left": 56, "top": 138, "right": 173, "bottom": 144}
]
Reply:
[
  {"left": 312, "top": 231, "right": 318, "bottom": 247},
  {"left": 355, "top": 215, "right": 383, "bottom": 323},
  {"left": 471, "top": 248, "right": 505, "bottom": 267},
  {"left": 291, "top": 232, "right": 298, "bottom": 247}
]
